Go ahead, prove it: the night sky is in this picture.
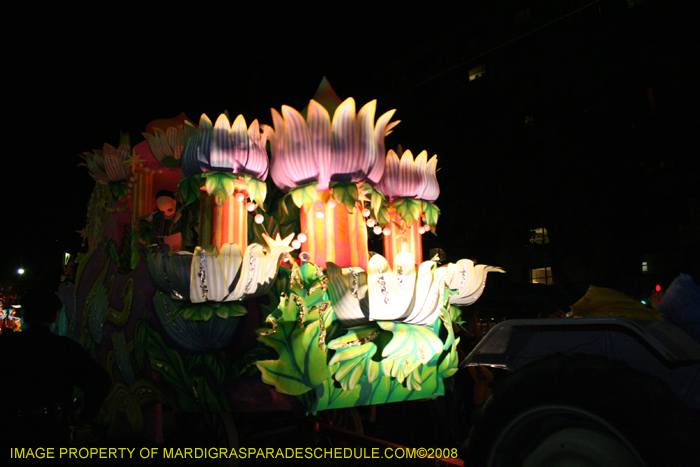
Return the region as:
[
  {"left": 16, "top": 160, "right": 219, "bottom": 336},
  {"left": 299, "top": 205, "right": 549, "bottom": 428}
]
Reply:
[{"left": 4, "top": 1, "right": 699, "bottom": 300}]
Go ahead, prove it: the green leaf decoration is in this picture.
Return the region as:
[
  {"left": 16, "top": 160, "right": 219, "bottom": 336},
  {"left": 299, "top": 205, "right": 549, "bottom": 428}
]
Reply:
[
  {"left": 108, "top": 181, "right": 127, "bottom": 201},
  {"left": 134, "top": 320, "right": 229, "bottom": 412},
  {"left": 329, "top": 341, "right": 379, "bottom": 391},
  {"left": 312, "top": 376, "right": 362, "bottom": 412},
  {"left": 438, "top": 337, "right": 460, "bottom": 379},
  {"left": 247, "top": 177, "right": 268, "bottom": 210},
  {"left": 256, "top": 317, "right": 331, "bottom": 395},
  {"left": 178, "top": 301, "right": 247, "bottom": 322},
  {"left": 178, "top": 175, "right": 203, "bottom": 207},
  {"left": 289, "top": 183, "right": 318, "bottom": 210},
  {"left": 204, "top": 172, "right": 238, "bottom": 206},
  {"left": 394, "top": 198, "right": 422, "bottom": 226},
  {"left": 328, "top": 324, "right": 382, "bottom": 391},
  {"left": 376, "top": 205, "right": 391, "bottom": 227},
  {"left": 330, "top": 182, "right": 359, "bottom": 213},
  {"left": 421, "top": 201, "right": 440, "bottom": 227},
  {"left": 371, "top": 189, "right": 386, "bottom": 219},
  {"left": 376, "top": 321, "right": 443, "bottom": 384}
]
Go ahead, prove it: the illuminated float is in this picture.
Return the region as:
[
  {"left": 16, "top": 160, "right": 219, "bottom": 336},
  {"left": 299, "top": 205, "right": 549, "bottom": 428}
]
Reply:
[{"left": 58, "top": 79, "right": 503, "bottom": 436}]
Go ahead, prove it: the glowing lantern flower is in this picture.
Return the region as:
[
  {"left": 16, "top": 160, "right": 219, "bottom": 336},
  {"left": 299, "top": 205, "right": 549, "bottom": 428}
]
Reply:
[
  {"left": 269, "top": 98, "right": 398, "bottom": 192},
  {"left": 180, "top": 113, "right": 269, "bottom": 179},
  {"left": 375, "top": 149, "right": 439, "bottom": 202},
  {"left": 80, "top": 133, "right": 132, "bottom": 185},
  {"left": 179, "top": 113, "right": 270, "bottom": 250},
  {"left": 268, "top": 96, "right": 398, "bottom": 270},
  {"left": 374, "top": 149, "right": 440, "bottom": 268}
]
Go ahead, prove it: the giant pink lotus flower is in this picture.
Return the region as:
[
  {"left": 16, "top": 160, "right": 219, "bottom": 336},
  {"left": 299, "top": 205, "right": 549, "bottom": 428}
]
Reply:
[
  {"left": 181, "top": 113, "right": 270, "bottom": 180},
  {"left": 269, "top": 98, "right": 399, "bottom": 192},
  {"left": 374, "top": 149, "right": 439, "bottom": 202}
]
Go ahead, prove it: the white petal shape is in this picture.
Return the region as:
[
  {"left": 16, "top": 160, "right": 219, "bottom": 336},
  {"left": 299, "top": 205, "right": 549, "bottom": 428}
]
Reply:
[
  {"left": 189, "top": 245, "right": 236, "bottom": 303},
  {"left": 447, "top": 260, "right": 505, "bottom": 306},
  {"left": 327, "top": 262, "right": 369, "bottom": 327},
  {"left": 367, "top": 254, "right": 401, "bottom": 321},
  {"left": 393, "top": 252, "right": 417, "bottom": 320},
  {"left": 188, "top": 235, "right": 293, "bottom": 303},
  {"left": 402, "top": 264, "right": 456, "bottom": 325}
]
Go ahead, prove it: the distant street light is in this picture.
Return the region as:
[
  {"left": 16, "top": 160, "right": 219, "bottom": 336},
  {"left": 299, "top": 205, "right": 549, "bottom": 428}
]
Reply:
[{"left": 17, "top": 268, "right": 25, "bottom": 275}]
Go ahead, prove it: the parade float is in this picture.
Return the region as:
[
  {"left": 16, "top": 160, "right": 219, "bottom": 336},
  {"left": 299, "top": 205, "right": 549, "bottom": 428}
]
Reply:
[{"left": 57, "top": 79, "right": 503, "bottom": 443}]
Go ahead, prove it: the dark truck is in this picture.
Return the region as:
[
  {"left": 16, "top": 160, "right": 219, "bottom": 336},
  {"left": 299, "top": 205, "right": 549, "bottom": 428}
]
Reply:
[{"left": 461, "top": 317, "right": 700, "bottom": 467}]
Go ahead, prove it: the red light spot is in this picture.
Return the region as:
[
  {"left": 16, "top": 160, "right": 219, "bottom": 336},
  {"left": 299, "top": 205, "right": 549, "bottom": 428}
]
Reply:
[{"left": 655, "top": 284, "right": 662, "bottom": 292}]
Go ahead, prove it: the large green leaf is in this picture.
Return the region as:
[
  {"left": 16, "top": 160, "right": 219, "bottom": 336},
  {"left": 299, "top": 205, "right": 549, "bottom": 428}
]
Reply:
[
  {"left": 256, "top": 317, "right": 330, "bottom": 395},
  {"left": 376, "top": 321, "right": 443, "bottom": 384}
]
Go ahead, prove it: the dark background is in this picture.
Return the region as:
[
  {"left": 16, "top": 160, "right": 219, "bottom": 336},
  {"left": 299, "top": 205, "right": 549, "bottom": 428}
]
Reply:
[{"left": 3, "top": 0, "right": 699, "bottom": 312}]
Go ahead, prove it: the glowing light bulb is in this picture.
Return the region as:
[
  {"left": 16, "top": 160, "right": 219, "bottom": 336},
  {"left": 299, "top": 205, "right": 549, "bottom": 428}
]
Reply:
[
  {"left": 383, "top": 227, "right": 391, "bottom": 236},
  {"left": 418, "top": 226, "right": 425, "bottom": 234},
  {"left": 292, "top": 239, "right": 301, "bottom": 249},
  {"left": 423, "top": 225, "right": 431, "bottom": 232},
  {"left": 316, "top": 211, "right": 325, "bottom": 219},
  {"left": 299, "top": 252, "right": 311, "bottom": 263},
  {"left": 254, "top": 214, "right": 264, "bottom": 224},
  {"left": 362, "top": 208, "right": 371, "bottom": 217},
  {"left": 373, "top": 226, "right": 383, "bottom": 235},
  {"left": 235, "top": 193, "right": 245, "bottom": 202},
  {"left": 327, "top": 199, "right": 337, "bottom": 208},
  {"left": 367, "top": 218, "right": 376, "bottom": 227},
  {"left": 297, "top": 233, "right": 307, "bottom": 243},
  {"left": 247, "top": 202, "right": 256, "bottom": 212}
]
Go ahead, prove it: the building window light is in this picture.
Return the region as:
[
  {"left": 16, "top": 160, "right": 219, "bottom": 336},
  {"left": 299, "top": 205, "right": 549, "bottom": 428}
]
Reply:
[
  {"left": 642, "top": 261, "right": 648, "bottom": 273},
  {"left": 529, "top": 227, "right": 549, "bottom": 244},
  {"left": 530, "top": 267, "right": 553, "bottom": 285},
  {"left": 469, "top": 64, "right": 485, "bottom": 81}
]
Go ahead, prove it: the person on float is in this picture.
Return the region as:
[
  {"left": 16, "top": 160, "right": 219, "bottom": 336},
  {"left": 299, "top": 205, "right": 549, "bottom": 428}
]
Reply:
[{"left": 138, "top": 189, "right": 198, "bottom": 252}]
